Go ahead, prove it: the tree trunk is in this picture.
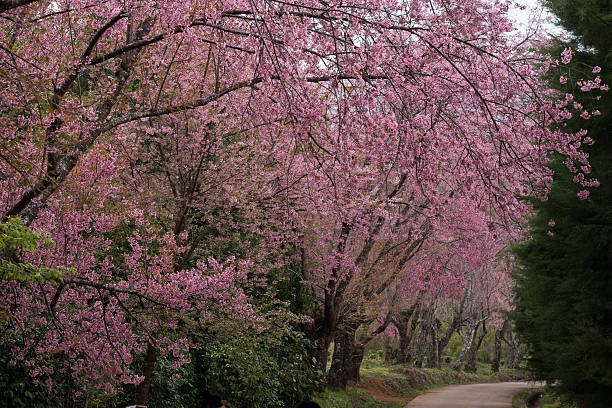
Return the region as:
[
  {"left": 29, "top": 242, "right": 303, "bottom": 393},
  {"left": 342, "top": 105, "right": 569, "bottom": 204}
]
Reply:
[
  {"left": 465, "top": 321, "right": 487, "bottom": 372},
  {"left": 304, "top": 311, "right": 337, "bottom": 374},
  {"left": 426, "top": 328, "right": 439, "bottom": 368},
  {"left": 452, "top": 321, "right": 478, "bottom": 371},
  {"left": 491, "top": 320, "right": 508, "bottom": 373},
  {"left": 349, "top": 343, "right": 365, "bottom": 383},
  {"left": 426, "top": 318, "right": 441, "bottom": 368},
  {"left": 391, "top": 301, "right": 420, "bottom": 365},
  {"left": 407, "top": 307, "right": 422, "bottom": 364},
  {"left": 413, "top": 324, "right": 427, "bottom": 368},
  {"left": 327, "top": 328, "right": 359, "bottom": 388},
  {"left": 507, "top": 340, "right": 528, "bottom": 369},
  {"left": 505, "top": 327, "right": 527, "bottom": 369},
  {"left": 491, "top": 328, "right": 503, "bottom": 372},
  {"left": 136, "top": 343, "right": 157, "bottom": 406},
  {"left": 383, "top": 334, "right": 396, "bottom": 362},
  {"left": 307, "top": 331, "right": 333, "bottom": 374},
  {"left": 437, "top": 307, "right": 462, "bottom": 362},
  {"left": 328, "top": 308, "right": 394, "bottom": 388},
  {"left": 396, "top": 326, "right": 411, "bottom": 364},
  {"left": 396, "top": 319, "right": 412, "bottom": 364}
]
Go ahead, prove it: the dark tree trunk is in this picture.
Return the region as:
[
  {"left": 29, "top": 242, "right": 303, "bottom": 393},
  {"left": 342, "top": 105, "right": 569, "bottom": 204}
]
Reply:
[
  {"left": 397, "top": 326, "right": 412, "bottom": 364},
  {"left": 505, "top": 326, "right": 527, "bottom": 369},
  {"left": 306, "top": 330, "right": 334, "bottom": 374},
  {"left": 413, "top": 324, "right": 427, "bottom": 368},
  {"left": 465, "top": 321, "right": 487, "bottom": 372},
  {"left": 383, "top": 334, "right": 396, "bottom": 362},
  {"left": 507, "top": 340, "right": 528, "bottom": 369},
  {"left": 397, "top": 305, "right": 422, "bottom": 365},
  {"left": 396, "top": 320, "right": 412, "bottom": 364},
  {"left": 136, "top": 343, "right": 157, "bottom": 406},
  {"left": 426, "top": 329, "right": 439, "bottom": 368},
  {"left": 304, "top": 309, "right": 338, "bottom": 375},
  {"left": 492, "top": 329, "right": 503, "bottom": 372},
  {"left": 327, "top": 328, "right": 360, "bottom": 388},
  {"left": 491, "top": 320, "right": 508, "bottom": 373},
  {"left": 327, "top": 311, "right": 392, "bottom": 388},
  {"left": 438, "top": 306, "right": 463, "bottom": 362},
  {"left": 349, "top": 343, "right": 365, "bottom": 383},
  {"left": 426, "top": 318, "right": 441, "bottom": 368},
  {"left": 305, "top": 222, "right": 352, "bottom": 376},
  {"left": 393, "top": 304, "right": 420, "bottom": 365}
]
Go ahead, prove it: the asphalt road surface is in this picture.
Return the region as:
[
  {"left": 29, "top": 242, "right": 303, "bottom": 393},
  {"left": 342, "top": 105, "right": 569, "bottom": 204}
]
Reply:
[{"left": 404, "top": 381, "right": 541, "bottom": 407}]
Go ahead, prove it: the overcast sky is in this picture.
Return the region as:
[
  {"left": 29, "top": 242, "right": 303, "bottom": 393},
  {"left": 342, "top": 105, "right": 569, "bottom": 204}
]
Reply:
[{"left": 507, "top": 0, "right": 567, "bottom": 37}]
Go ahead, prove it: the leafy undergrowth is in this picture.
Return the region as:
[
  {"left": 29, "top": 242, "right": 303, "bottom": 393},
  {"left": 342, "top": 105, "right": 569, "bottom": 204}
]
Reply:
[
  {"left": 512, "top": 387, "right": 578, "bottom": 408},
  {"left": 513, "top": 388, "right": 542, "bottom": 408},
  {"left": 315, "top": 359, "right": 531, "bottom": 408}
]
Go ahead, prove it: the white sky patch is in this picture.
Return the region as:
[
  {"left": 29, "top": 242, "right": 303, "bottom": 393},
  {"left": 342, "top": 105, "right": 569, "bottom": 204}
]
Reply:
[{"left": 507, "top": 0, "right": 568, "bottom": 38}]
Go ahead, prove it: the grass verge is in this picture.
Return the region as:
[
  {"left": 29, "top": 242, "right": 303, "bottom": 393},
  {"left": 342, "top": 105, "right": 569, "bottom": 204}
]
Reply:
[{"left": 512, "top": 387, "right": 578, "bottom": 408}]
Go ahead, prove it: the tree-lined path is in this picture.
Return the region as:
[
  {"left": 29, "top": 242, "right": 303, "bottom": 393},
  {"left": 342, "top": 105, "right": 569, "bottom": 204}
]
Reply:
[
  {"left": 0, "top": 0, "right": 608, "bottom": 406},
  {"left": 405, "top": 382, "right": 541, "bottom": 408}
]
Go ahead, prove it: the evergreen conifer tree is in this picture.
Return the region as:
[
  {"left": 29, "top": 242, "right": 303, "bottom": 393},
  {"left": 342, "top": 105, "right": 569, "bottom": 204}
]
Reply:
[{"left": 513, "top": 1, "right": 612, "bottom": 406}]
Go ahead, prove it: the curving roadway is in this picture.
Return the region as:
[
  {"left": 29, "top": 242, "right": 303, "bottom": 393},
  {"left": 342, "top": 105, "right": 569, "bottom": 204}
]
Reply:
[{"left": 404, "top": 381, "right": 542, "bottom": 408}]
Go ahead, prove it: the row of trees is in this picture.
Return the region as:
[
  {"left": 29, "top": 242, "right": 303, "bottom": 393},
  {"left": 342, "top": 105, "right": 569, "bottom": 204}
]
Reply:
[
  {"left": 325, "top": 235, "right": 524, "bottom": 388},
  {"left": 0, "top": 0, "right": 603, "bottom": 406}
]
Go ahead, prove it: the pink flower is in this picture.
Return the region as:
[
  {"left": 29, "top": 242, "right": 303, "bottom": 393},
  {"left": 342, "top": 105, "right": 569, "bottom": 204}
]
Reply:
[
  {"left": 592, "top": 66, "right": 602, "bottom": 73},
  {"left": 548, "top": 219, "right": 555, "bottom": 227},
  {"left": 559, "top": 75, "right": 567, "bottom": 84},
  {"left": 561, "top": 48, "right": 573, "bottom": 64},
  {"left": 578, "top": 190, "right": 590, "bottom": 200}
]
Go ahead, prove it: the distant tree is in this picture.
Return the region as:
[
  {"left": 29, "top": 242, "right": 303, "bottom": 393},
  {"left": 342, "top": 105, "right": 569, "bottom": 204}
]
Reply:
[{"left": 513, "top": 1, "right": 612, "bottom": 406}]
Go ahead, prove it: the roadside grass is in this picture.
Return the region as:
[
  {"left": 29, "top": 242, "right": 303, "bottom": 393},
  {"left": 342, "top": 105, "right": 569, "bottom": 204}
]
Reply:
[
  {"left": 313, "top": 387, "right": 403, "bottom": 408},
  {"left": 315, "top": 357, "right": 531, "bottom": 408},
  {"left": 512, "top": 388, "right": 541, "bottom": 408},
  {"left": 538, "top": 393, "right": 577, "bottom": 408},
  {"left": 512, "top": 387, "right": 578, "bottom": 408}
]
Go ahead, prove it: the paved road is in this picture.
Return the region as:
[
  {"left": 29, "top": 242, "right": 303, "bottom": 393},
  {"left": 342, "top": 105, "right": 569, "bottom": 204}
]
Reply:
[{"left": 404, "top": 382, "right": 541, "bottom": 407}]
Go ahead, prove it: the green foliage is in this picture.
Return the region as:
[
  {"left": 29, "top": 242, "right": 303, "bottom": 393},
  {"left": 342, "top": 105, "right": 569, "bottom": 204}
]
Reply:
[
  {"left": 543, "top": 0, "right": 612, "bottom": 56},
  {"left": 0, "top": 346, "right": 55, "bottom": 408},
  {"left": 539, "top": 392, "right": 578, "bottom": 408},
  {"left": 0, "top": 346, "right": 85, "bottom": 408},
  {"left": 363, "top": 338, "right": 385, "bottom": 360},
  {"left": 444, "top": 332, "right": 463, "bottom": 360},
  {"left": 512, "top": 388, "right": 540, "bottom": 408},
  {"left": 0, "top": 217, "right": 64, "bottom": 282},
  {"left": 193, "top": 322, "right": 320, "bottom": 408},
  {"left": 512, "top": 1, "right": 612, "bottom": 406},
  {"left": 103, "top": 354, "right": 199, "bottom": 408},
  {"left": 314, "top": 387, "right": 399, "bottom": 408},
  {"left": 512, "top": 388, "right": 578, "bottom": 408}
]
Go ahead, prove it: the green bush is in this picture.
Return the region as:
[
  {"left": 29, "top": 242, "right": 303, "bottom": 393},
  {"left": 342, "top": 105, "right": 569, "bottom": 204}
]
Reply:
[
  {"left": 0, "top": 346, "right": 53, "bottom": 408},
  {"left": 194, "top": 324, "right": 321, "bottom": 408}
]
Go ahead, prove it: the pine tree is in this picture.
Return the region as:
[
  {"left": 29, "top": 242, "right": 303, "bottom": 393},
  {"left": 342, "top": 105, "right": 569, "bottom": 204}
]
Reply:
[{"left": 513, "top": 1, "right": 612, "bottom": 406}]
